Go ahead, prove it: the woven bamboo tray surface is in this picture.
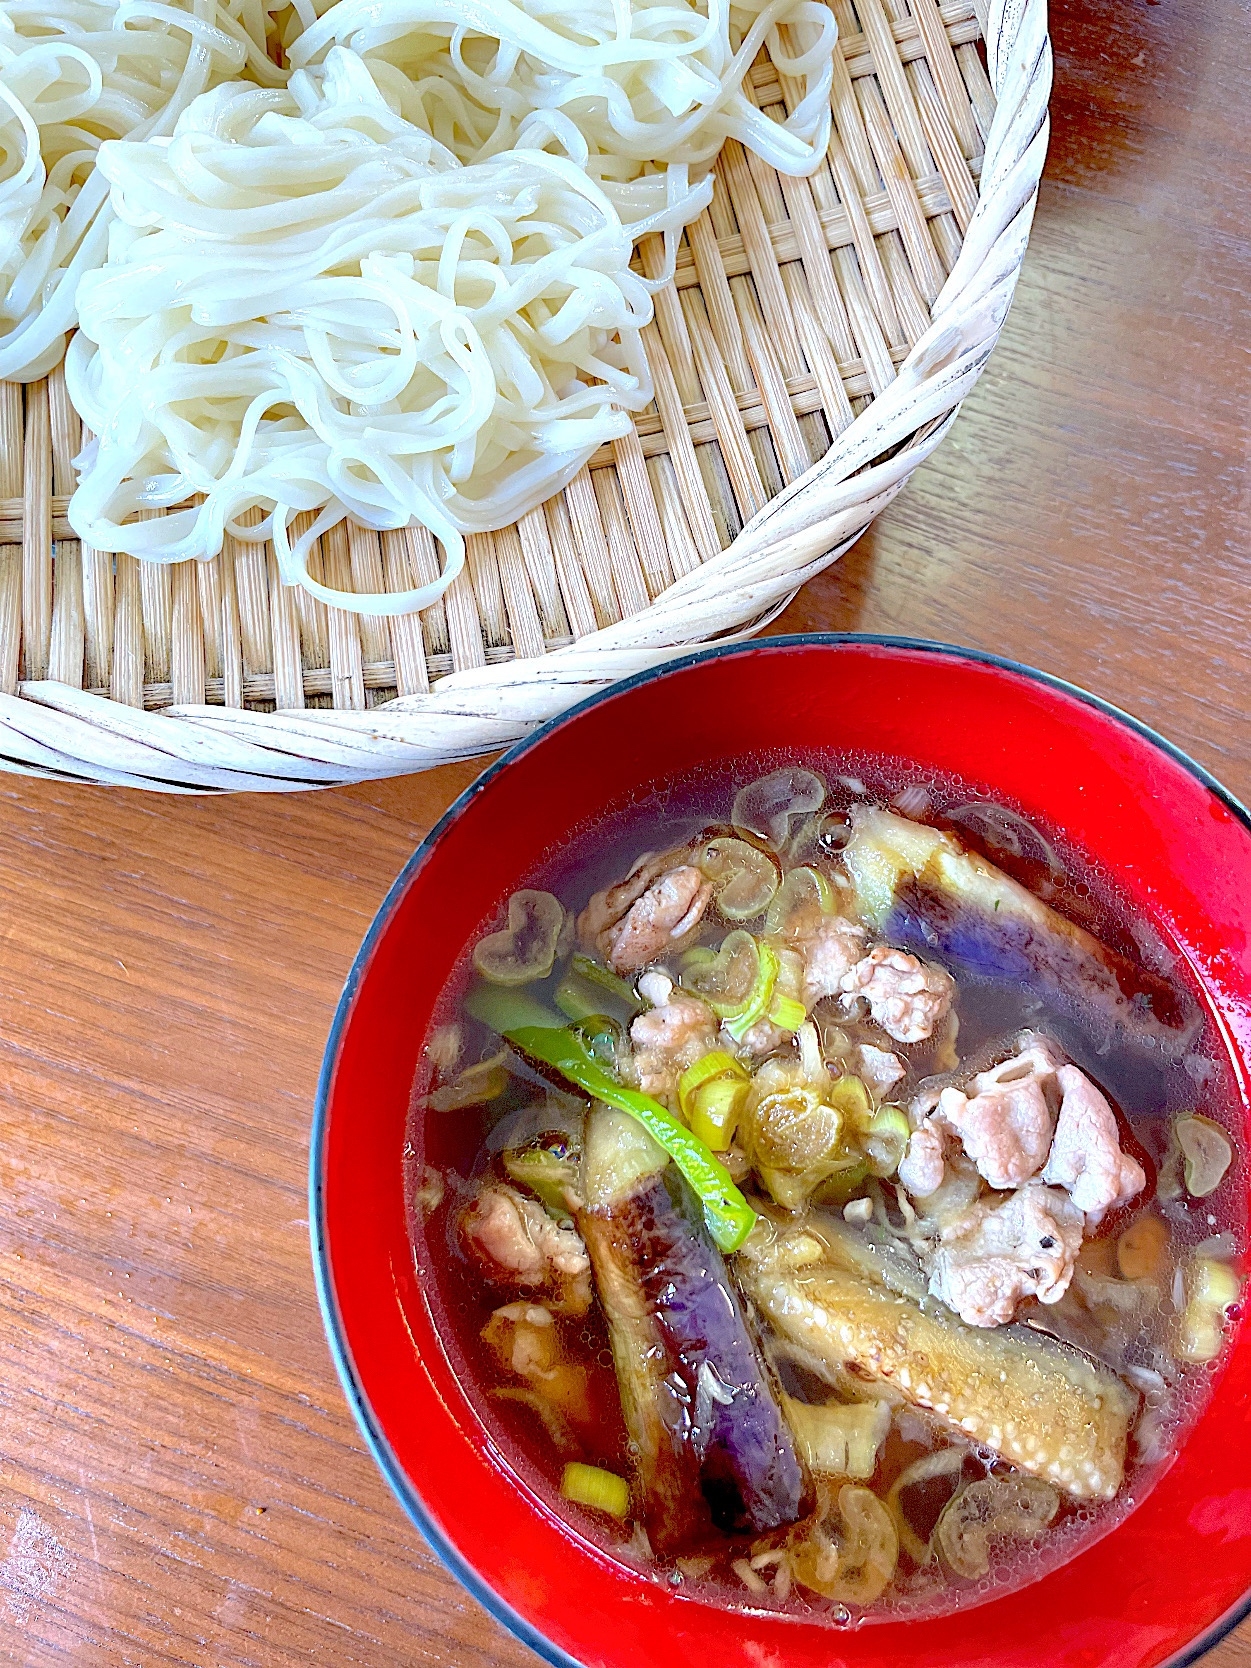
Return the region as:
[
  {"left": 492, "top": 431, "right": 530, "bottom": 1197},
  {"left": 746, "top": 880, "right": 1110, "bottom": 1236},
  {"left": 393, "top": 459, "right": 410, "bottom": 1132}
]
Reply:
[{"left": 0, "top": 0, "right": 1051, "bottom": 790}]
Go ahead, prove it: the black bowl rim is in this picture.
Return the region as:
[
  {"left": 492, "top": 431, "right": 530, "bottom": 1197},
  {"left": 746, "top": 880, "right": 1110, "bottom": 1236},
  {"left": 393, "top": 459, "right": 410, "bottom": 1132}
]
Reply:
[{"left": 309, "top": 631, "right": 1251, "bottom": 1668}]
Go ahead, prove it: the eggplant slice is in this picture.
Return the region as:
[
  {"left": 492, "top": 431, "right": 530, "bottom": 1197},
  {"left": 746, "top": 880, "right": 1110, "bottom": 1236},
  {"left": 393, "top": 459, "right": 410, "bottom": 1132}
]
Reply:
[
  {"left": 579, "top": 1105, "right": 804, "bottom": 1548},
  {"left": 842, "top": 807, "right": 1195, "bottom": 1058}
]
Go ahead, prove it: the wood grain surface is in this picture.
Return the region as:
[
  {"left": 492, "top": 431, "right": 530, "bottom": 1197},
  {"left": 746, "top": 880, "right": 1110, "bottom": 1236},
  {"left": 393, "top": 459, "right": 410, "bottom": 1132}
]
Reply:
[{"left": 0, "top": 0, "right": 1247, "bottom": 1662}]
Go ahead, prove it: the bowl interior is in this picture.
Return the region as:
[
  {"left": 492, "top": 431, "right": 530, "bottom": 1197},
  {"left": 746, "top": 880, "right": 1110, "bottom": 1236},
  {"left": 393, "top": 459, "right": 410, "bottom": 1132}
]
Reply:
[{"left": 315, "top": 638, "right": 1251, "bottom": 1668}]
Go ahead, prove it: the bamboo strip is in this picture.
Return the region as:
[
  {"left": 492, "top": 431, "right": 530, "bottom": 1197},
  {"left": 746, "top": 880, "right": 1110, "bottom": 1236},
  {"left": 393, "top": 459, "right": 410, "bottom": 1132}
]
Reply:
[
  {"left": 687, "top": 212, "right": 755, "bottom": 394},
  {"left": 855, "top": 0, "right": 935, "bottom": 181},
  {"left": 592, "top": 470, "right": 650, "bottom": 620},
  {"left": 718, "top": 143, "right": 806, "bottom": 381},
  {"left": 781, "top": 264, "right": 857, "bottom": 437},
  {"left": 565, "top": 471, "right": 623, "bottom": 629},
  {"left": 319, "top": 521, "right": 365, "bottom": 709},
  {"left": 409, "top": 525, "right": 450, "bottom": 664},
  {"left": 345, "top": 523, "right": 390, "bottom": 667},
  {"left": 110, "top": 554, "right": 142, "bottom": 708},
  {"left": 197, "top": 558, "right": 224, "bottom": 680},
  {"left": 381, "top": 527, "right": 431, "bottom": 695},
  {"left": 544, "top": 494, "right": 599, "bottom": 640},
  {"left": 0, "top": 385, "right": 21, "bottom": 696},
  {"left": 442, "top": 566, "right": 488, "bottom": 673},
  {"left": 732, "top": 276, "right": 812, "bottom": 482},
  {"left": 515, "top": 508, "right": 569, "bottom": 642},
  {"left": 647, "top": 454, "right": 703, "bottom": 579},
  {"left": 219, "top": 544, "right": 244, "bottom": 709},
  {"left": 46, "top": 368, "right": 84, "bottom": 689},
  {"left": 639, "top": 320, "right": 722, "bottom": 563},
  {"left": 611, "top": 430, "right": 674, "bottom": 599},
  {"left": 909, "top": 0, "right": 981, "bottom": 156},
  {"left": 494, "top": 524, "right": 546, "bottom": 662},
  {"left": 859, "top": 78, "right": 947, "bottom": 304},
  {"left": 170, "top": 561, "right": 205, "bottom": 705},
  {"left": 957, "top": 42, "right": 996, "bottom": 142},
  {"left": 910, "top": 56, "right": 979, "bottom": 233},
  {"left": 22, "top": 380, "right": 51, "bottom": 680},
  {"left": 266, "top": 545, "right": 305, "bottom": 709},
  {"left": 683, "top": 287, "right": 767, "bottom": 521},
  {"left": 466, "top": 532, "right": 508, "bottom": 649},
  {"left": 137, "top": 534, "right": 172, "bottom": 687}
]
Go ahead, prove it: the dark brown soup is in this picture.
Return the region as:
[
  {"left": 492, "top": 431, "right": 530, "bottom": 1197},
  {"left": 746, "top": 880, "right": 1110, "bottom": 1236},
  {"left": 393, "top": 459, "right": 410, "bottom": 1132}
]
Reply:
[{"left": 405, "top": 753, "right": 1245, "bottom": 1622}]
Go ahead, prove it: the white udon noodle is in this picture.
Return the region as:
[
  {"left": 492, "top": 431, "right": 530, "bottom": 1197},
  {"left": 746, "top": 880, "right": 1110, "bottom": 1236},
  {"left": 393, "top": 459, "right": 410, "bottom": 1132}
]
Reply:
[
  {"left": 0, "top": 0, "right": 285, "bottom": 380},
  {"left": 66, "top": 49, "right": 703, "bottom": 615},
  {"left": 289, "top": 0, "right": 837, "bottom": 209}
]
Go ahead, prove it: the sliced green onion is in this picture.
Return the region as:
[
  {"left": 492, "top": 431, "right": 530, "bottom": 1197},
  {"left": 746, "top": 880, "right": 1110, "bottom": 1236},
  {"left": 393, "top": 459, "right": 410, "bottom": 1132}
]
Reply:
[
  {"left": 814, "top": 1156, "right": 872, "bottom": 1205},
  {"left": 864, "top": 1104, "right": 911, "bottom": 1177},
  {"left": 677, "top": 1049, "right": 747, "bottom": 1120},
  {"left": 696, "top": 835, "right": 780, "bottom": 920},
  {"left": 1176, "top": 1114, "right": 1233, "bottom": 1199},
  {"left": 1176, "top": 1257, "right": 1242, "bottom": 1363},
  {"left": 689, "top": 1077, "right": 749, "bottom": 1152},
  {"left": 561, "top": 1462, "right": 631, "bottom": 1519},
  {"left": 680, "top": 930, "right": 764, "bottom": 1020},
  {"left": 781, "top": 1396, "right": 889, "bottom": 1481},
  {"left": 828, "top": 1073, "right": 873, "bottom": 1131},
  {"left": 766, "top": 992, "right": 807, "bottom": 1034},
  {"left": 886, "top": 1449, "right": 966, "bottom": 1567},
  {"left": 500, "top": 1023, "right": 756, "bottom": 1252},
  {"left": 554, "top": 977, "right": 601, "bottom": 1024},
  {"left": 556, "top": 958, "right": 645, "bottom": 1025},
  {"left": 473, "top": 891, "right": 565, "bottom": 985},
  {"left": 425, "top": 1050, "right": 510, "bottom": 1112},
  {"left": 722, "top": 940, "right": 780, "bottom": 1042},
  {"left": 764, "top": 865, "right": 836, "bottom": 937},
  {"left": 1190, "top": 1256, "right": 1241, "bottom": 1311}
]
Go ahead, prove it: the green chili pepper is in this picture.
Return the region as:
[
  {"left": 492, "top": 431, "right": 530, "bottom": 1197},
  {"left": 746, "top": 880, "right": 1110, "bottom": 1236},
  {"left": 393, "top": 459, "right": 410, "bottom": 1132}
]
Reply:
[
  {"left": 570, "top": 954, "right": 645, "bottom": 1014},
  {"left": 466, "top": 982, "right": 564, "bottom": 1035},
  {"left": 504, "top": 1023, "right": 757, "bottom": 1253},
  {"left": 556, "top": 959, "right": 646, "bottom": 1026}
]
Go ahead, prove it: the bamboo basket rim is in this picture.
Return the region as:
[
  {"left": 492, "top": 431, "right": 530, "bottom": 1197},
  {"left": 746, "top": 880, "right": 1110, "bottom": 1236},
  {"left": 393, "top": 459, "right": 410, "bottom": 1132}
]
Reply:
[{"left": 0, "top": 0, "right": 1052, "bottom": 792}]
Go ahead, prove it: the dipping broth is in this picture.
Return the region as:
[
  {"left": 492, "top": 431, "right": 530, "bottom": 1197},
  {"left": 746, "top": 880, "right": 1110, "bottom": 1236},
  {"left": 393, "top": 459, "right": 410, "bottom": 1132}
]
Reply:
[{"left": 406, "top": 754, "right": 1246, "bottom": 1622}]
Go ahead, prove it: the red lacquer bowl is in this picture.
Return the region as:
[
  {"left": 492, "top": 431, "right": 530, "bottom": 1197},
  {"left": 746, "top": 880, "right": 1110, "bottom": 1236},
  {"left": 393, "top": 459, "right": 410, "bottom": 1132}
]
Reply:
[{"left": 313, "top": 637, "right": 1251, "bottom": 1668}]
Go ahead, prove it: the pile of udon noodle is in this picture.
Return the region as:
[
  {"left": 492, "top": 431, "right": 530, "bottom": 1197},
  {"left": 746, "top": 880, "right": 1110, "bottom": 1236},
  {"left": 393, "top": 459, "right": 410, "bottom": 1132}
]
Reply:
[{"left": 0, "top": 0, "right": 838, "bottom": 613}]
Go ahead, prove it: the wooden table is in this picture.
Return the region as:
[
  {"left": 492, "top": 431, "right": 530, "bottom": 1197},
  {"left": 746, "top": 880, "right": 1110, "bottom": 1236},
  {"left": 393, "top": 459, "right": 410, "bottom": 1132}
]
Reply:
[{"left": 0, "top": 0, "right": 1247, "bottom": 1661}]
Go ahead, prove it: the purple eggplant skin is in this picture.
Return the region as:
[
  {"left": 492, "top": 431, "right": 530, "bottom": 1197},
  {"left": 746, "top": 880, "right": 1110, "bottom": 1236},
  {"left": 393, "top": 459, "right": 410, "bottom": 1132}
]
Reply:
[
  {"left": 579, "top": 1106, "right": 804, "bottom": 1548},
  {"left": 842, "top": 806, "right": 1196, "bottom": 1060},
  {"left": 884, "top": 874, "right": 1194, "bottom": 1055},
  {"left": 578, "top": 1202, "right": 710, "bottom": 1553},
  {"left": 637, "top": 1166, "right": 805, "bottom": 1536}
]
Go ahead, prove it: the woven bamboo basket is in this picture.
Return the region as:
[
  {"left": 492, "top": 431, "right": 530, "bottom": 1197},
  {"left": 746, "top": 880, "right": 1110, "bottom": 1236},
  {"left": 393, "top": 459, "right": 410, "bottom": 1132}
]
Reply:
[{"left": 0, "top": 0, "right": 1050, "bottom": 792}]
